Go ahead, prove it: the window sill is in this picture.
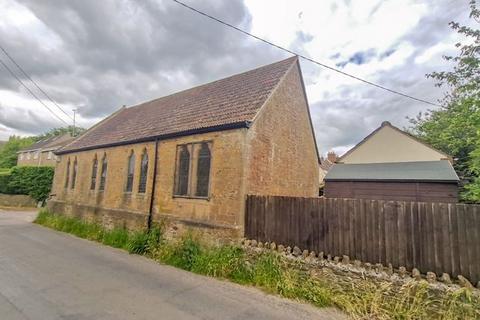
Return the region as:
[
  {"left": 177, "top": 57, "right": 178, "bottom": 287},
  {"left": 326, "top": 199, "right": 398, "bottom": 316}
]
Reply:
[
  {"left": 173, "top": 195, "right": 210, "bottom": 201},
  {"left": 123, "top": 192, "right": 148, "bottom": 200}
]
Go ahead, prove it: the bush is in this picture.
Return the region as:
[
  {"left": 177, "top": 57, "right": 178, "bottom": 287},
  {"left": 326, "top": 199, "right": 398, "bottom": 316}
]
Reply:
[
  {"left": 251, "top": 252, "right": 284, "bottom": 291},
  {"left": 0, "top": 170, "right": 14, "bottom": 194},
  {"left": 0, "top": 166, "right": 54, "bottom": 202},
  {"left": 190, "top": 245, "right": 252, "bottom": 283},
  {"left": 0, "top": 168, "right": 11, "bottom": 174},
  {"left": 126, "top": 226, "right": 162, "bottom": 255},
  {"left": 34, "top": 209, "right": 52, "bottom": 225},
  {"left": 102, "top": 228, "right": 130, "bottom": 248},
  {"left": 158, "top": 233, "right": 202, "bottom": 270}
]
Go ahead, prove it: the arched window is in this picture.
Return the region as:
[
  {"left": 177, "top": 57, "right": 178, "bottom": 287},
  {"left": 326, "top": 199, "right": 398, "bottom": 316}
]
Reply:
[
  {"left": 64, "top": 159, "right": 70, "bottom": 188},
  {"left": 71, "top": 158, "right": 78, "bottom": 189},
  {"left": 138, "top": 150, "right": 148, "bottom": 193},
  {"left": 90, "top": 156, "right": 98, "bottom": 190},
  {"left": 99, "top": 155, "right": 108, "bottom": 191},
  {"left": 175, "top": 146, "right": 190, "bottom": 196},
  {"left": 125, "top": 151, "right": 135, "bottom": 192},
  {"left": 195, "top": 143, "right": 211, "bottom": 197}
]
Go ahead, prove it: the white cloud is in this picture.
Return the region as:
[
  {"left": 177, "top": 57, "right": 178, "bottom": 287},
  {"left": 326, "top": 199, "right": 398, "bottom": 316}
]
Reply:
[
  {"left": 245, "top": 0, "right": 470, "bottom": 155},
  {"left": 0, "top": 0, "right": 472, "bottom": 156}
]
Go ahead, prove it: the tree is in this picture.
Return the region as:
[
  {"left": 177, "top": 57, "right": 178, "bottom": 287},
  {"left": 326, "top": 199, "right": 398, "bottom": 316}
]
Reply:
[
  {"left": 0, "top": 125, "right": 85, "bottom": 169},
  {"left": 36, "top": 125, "right": 85, "bottom": 140},
  {"left": 0, "top": 136, "right": 35, "bottom": 168},
  {"left": 409, "top": 0, "right": 480, "bottom": 202}
]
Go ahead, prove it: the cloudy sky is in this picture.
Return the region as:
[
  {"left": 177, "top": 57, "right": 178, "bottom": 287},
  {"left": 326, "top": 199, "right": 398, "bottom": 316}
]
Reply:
[{"left": 0, "top": 0, "right": 473, "bottom": 155}]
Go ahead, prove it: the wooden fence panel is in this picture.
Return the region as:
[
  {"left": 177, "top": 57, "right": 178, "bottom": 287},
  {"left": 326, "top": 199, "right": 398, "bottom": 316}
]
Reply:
[
  {"left": 245, "top": 195, "right": 480, "bottom": 284},
  {"left": 466, "top": 205, "right": 477, "bottom": 281},
  {"left": 456, "top": 205, "right": 468, "bottom": 279},
  {"left": 474, "top": 205, "right": 480, "bottom": 282}
]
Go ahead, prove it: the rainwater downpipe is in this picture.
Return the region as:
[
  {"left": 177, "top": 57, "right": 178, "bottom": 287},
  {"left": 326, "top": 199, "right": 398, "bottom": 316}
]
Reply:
[{"left": 147, "top": 138, "right": 159, "bottom": 230}]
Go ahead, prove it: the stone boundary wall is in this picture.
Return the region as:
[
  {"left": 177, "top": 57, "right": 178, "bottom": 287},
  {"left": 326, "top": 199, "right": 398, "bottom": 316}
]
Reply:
[
  {"left": 0, "top": 194, "right": 37, "bottom": 208},
  {"left": 242, "top": 239, "right": 480, "bottom": 291}
]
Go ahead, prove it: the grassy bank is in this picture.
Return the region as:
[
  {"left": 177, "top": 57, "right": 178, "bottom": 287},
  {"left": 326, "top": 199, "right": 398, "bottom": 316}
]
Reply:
[{"left": 35, "top": 210, "right": 479, "bottom": 319}]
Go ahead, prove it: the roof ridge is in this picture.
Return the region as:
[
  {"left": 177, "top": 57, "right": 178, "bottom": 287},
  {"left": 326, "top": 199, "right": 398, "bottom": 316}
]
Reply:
[
  {"left": 58, "top": 56, "right": 299, "bottom": 154},
  {"left": 336, "top": 160, "right": 451, "bottom": 165},
  {"left": 127, "top": 56, "right": 297, "bottom": 110},
  {"left": 248, "top": 56, "right": 298, "bottom": 125}
]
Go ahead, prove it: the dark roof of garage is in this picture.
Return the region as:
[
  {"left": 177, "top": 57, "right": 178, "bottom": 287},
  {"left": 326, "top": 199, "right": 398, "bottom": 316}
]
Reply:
[{"left": 325, "top": 161, "right": 459, "bottom": 183}]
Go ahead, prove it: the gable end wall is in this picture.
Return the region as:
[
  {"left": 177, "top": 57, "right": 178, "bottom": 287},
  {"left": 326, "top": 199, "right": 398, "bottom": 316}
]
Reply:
[
  {"left": 245, "top": 62, "right": 319, "bottom": 197},
  {"left": 341, "top": 126, "right": 448, "bottom": 164}
]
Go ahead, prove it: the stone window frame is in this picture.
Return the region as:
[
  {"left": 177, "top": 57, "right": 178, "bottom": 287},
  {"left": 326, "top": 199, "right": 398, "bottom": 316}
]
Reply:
[
  {"left": 195, "top": 142, "right": 211, "bottom": 197},
  {"left": 173, "top": 141, "right": 213, "bottom": 200},
  {"left": 138, "top": 149, "right": 148, "bottom": 194},
  {"left": 174, "top": 145, "right": 190, "bottom": 196},
  {"left": 33, "top": 151, "right": 39, "bottom": 160},
  {"left": 65, "top": 158, "right": 70, "bottom": 189},
  {"left": 99, "top": 153, "right": 108, "bottom": 192},
  {"left": 71, "top": 157, "right": 78, "bottom": 189},
  {"left": 125, "top": 150, "right": 135, "bottom": 193},
  {"left": 90, "top": 155, "right": 98, "bottom": 191}
]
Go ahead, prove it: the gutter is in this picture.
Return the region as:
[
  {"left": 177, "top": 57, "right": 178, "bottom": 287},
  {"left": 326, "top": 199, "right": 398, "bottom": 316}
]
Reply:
[
  {"left": 56, "top": 121, "right": 251, "bottom": 155},
  {"left": 324, "top": 178, "right": 459, "bottom": 184}
]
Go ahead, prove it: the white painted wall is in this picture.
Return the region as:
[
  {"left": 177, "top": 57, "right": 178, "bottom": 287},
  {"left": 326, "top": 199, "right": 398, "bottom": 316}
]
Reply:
[{"left": 340, "top": 125, "right": 449, "bottom": 164}]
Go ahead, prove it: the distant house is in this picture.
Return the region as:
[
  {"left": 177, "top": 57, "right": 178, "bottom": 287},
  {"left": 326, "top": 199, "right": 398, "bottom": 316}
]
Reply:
[
  {"left": 319, "top": 151, "right": 338, "bottom": 184},
  {"left": 338, "top": 121, "right": 452, "bottom": 164},
  {"left": 324, "top": 121, "right": 459, "bottom": 202},
  {"left": 17, "top": 133, "right": 74, "bottom": 167},
  {"left": 48, "top": 57, "right": 320, "bottom": 238}
]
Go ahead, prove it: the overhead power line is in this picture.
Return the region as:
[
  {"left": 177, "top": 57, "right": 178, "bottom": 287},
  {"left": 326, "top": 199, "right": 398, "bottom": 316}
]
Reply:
[
  {"left": 0, "top": 44, "right": 74, "bottom": 121},
  {"left": 172, "top": 0, "right": 441, "bottom": 108},
  {"left": 0, "top": 57, "right": 69, "bottom": 126}
]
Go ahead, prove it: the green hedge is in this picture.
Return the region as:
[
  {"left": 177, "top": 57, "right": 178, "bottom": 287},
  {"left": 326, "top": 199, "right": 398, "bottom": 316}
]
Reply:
[
  {"left": 0, "top": 166, "right": 54, "bottom": 202},
  {"left": 0, "top": 170, "right": 14, "bottom": 194}
]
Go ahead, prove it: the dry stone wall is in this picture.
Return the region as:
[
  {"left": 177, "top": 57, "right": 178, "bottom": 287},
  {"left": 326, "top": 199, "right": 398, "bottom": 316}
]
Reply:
[
  {"left": 0, "top": 194, "right": 37, "bottom": 208},
  {"left": 242, "top": 239, "right": 480, "bottom": 291}
]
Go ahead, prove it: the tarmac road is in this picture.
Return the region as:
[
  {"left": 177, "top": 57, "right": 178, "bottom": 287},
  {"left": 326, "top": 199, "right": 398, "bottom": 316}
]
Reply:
[{"left": 0, "top": 209, "right": 346, "bottom": 320}]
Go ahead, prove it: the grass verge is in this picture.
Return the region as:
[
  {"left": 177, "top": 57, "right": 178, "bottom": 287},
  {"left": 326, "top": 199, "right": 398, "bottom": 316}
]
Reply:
[
  {"left": 35, "top": 210, "right": 480, "bottom": 319},
  {"left": 34, "top": 210, "right": 161, "bottom": 252}
]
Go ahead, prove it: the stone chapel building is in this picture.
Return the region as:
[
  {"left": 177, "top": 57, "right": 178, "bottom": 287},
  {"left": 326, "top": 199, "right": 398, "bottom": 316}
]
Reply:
[{"left": 49, "top": 56, "right": 319, "bottom": 238}]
